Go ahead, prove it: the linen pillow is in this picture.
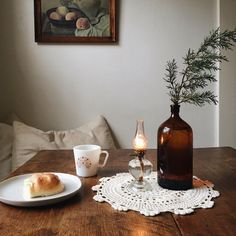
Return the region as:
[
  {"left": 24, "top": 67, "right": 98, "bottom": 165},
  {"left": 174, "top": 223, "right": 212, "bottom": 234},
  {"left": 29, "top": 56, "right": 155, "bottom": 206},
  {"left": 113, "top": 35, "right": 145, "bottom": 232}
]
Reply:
[
  {"left": 0, "top": 123, "right": 13, "bottom": 180},
  {"left": 12, "top": 116, "right": 116, "bottom": 171}
]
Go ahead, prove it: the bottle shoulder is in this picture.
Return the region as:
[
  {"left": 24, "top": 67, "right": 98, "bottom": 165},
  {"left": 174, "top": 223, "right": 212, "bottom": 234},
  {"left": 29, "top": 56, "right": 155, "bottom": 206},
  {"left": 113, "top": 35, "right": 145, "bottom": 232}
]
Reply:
[{"left": 158, "top": 116, "right": 192, "bottom": 131}]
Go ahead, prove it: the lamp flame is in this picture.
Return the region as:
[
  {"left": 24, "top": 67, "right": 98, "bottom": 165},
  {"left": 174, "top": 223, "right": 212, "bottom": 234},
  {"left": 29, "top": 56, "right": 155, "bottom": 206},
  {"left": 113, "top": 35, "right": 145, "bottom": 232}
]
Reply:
[{"left": 132, "top": 120, "right": 148, "bottom": 151}]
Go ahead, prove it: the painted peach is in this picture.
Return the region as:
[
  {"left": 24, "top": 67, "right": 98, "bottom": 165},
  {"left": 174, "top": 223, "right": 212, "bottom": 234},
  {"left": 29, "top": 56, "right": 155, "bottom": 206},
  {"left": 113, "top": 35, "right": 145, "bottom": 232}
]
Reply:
[
  {"left": 76, "top": 18, "right": 90, "bottom": 30},
  {"left": 49, "top": 11, "right": 62, "bottom": 21},
  {"left": 56, "top": 6, "right": 69, "bottom": 17},
  {"left": 65, "top": 12, "right": 78, "bottom": 21}
]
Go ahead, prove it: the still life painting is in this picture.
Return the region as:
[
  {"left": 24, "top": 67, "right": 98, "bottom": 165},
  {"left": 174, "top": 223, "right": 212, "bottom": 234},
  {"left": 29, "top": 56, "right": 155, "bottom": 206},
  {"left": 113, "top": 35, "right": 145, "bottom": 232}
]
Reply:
[{"left": 34, "top": 0, "right": 117, "bottom": 43}]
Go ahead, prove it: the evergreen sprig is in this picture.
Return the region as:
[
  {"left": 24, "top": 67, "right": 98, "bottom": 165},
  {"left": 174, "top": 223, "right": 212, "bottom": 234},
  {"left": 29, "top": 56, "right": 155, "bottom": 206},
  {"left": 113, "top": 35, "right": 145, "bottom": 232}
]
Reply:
[{"left": 164, "top": 28, "right": 236, "bottom": 106}]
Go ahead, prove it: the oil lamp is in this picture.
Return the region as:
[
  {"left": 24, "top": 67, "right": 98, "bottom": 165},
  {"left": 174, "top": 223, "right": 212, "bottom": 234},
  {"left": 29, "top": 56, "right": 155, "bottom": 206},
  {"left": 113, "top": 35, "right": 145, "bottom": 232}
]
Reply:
[{"left": 128, "top": 120, "right": 153, "bottom": 191}]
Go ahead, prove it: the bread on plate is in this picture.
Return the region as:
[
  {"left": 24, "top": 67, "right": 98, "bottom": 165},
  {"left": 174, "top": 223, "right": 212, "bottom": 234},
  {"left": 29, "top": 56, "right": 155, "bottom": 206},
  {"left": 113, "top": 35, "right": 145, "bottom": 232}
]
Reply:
[{"left": 24, "top": 173, "right": 64, "bottom": 198}]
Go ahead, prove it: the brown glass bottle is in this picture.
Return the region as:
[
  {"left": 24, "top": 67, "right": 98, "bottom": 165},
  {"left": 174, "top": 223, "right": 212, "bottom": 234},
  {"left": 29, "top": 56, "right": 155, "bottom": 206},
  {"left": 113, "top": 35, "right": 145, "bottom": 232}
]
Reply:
[{"left": 157, "top": 104, "right": 193, "bottom": 190}]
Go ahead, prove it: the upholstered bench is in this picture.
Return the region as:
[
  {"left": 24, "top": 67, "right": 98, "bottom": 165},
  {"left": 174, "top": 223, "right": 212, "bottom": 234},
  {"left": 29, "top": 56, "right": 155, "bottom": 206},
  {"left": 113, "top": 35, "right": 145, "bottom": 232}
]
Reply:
[{"left": 0, "top": 115, "right": 117, "bottom": 181}]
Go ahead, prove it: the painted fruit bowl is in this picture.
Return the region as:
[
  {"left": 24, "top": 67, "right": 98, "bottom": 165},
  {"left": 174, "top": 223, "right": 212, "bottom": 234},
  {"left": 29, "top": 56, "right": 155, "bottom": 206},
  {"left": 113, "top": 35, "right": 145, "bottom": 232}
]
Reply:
[{"left": 46, "top": 7, "right": 86, "bottom": 28}]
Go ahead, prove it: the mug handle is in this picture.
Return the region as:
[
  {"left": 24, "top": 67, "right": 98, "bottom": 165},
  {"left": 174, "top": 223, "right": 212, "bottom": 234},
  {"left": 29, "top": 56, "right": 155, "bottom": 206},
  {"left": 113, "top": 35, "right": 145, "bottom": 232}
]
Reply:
[{"left": 98, "top": 151, "right": 109, "bottom": 168}]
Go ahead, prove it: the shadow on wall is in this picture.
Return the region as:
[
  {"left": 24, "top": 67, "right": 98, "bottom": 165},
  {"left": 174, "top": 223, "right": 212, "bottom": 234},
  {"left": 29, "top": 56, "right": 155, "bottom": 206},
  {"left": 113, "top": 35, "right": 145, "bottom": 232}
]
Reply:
[
  {"left": 0, "top": 0, "right": 16, "bottom": 119},
  {"left": 6, "top": 0, "right": 58, "bottom": 126}
]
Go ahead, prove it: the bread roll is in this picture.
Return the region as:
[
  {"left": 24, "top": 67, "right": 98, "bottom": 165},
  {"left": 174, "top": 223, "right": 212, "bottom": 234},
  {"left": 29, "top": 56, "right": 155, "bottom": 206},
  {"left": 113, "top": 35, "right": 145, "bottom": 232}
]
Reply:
[{"left": 24, "top": 173, "right": 64, "bottom": 198}]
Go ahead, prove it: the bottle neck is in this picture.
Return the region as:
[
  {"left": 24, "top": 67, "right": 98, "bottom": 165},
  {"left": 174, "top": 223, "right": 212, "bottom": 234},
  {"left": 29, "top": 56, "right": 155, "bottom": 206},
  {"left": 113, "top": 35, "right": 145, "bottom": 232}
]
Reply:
[{"left": 170, "top": 104, "right": 180, "bottom": 118}]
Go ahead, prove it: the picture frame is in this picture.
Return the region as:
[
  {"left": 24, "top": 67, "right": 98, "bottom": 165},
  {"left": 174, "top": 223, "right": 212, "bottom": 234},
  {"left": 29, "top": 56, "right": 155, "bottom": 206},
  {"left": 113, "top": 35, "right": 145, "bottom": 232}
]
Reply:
[{"left": 34, "top": 0, "right": 117, "bottom": 43}]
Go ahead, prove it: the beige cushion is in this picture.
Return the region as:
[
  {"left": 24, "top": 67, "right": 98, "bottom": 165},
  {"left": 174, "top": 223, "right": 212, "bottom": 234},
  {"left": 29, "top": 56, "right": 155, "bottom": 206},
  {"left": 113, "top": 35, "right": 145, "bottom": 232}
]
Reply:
[
  {"left": 0, "top": 123, "right": 13, "bottom": 180},
  {"left": 12, "top": 116, "right": 116, "bottom": 171}
]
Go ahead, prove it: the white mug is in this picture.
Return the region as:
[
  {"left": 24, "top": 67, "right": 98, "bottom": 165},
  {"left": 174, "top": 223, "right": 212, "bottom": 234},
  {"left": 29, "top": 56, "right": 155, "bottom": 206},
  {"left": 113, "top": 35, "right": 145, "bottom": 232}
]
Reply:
[{"left": 73, "top": 144, "right": 109, "bottom": 177}]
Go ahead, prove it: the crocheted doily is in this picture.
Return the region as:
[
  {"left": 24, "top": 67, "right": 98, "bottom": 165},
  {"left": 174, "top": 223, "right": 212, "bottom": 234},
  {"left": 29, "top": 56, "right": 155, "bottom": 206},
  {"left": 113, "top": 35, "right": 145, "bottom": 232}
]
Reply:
[{"left": 92, "top": 172, "right": 220, "bottom": 216}]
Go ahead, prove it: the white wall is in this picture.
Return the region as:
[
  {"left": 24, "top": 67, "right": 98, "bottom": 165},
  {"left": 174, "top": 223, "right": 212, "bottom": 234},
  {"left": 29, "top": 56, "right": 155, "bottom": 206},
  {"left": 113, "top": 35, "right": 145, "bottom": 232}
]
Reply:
[
  {"left": 220, "top": 0, "right": 236, "bottom": 148},
  {"left": 1, "top": 0, "right": 234, "bottom": 148}
]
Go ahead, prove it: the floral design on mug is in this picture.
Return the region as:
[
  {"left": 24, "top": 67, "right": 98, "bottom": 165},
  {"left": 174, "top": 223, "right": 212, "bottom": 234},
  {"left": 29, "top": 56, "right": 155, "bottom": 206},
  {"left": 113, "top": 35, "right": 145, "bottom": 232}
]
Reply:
[{"left": 77, "top": 156, "right": 92, "bottom": 169}]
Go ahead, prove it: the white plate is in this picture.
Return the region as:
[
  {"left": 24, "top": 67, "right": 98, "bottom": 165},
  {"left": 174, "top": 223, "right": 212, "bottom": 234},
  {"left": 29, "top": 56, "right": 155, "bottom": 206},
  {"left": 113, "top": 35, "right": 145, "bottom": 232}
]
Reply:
[{"left": 0, "top": 173, "right": 81, "bottom": 207}]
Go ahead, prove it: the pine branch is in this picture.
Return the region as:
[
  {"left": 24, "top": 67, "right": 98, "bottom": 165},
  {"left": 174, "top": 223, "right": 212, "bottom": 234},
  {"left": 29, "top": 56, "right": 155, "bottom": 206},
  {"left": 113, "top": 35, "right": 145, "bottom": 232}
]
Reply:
[
  {"left": 179, "top": 91, "right": 218, "bottom": 106},
  {"left": 164, "top": 27, "right": 236, "bottom": 106}
]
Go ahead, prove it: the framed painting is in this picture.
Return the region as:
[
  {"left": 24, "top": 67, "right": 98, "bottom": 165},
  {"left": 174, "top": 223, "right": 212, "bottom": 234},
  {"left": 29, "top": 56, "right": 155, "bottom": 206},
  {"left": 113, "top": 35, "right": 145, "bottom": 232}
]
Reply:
[{"left": 34, "top": 0, "right": 117, "bottom": 43}]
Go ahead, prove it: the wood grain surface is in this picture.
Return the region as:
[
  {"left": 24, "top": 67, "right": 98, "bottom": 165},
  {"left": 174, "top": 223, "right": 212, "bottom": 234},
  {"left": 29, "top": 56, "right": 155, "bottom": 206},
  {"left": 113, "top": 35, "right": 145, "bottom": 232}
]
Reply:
[{"left": 0, "top": 148, "right": 235, "bottom": 236}]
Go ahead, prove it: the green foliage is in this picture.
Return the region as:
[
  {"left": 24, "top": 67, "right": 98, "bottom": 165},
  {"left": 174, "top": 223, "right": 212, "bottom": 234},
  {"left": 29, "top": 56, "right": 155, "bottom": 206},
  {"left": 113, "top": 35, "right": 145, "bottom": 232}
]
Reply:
[
  {"left": 164, "top": 28, "right": 236, "bottom": 106},
  {"left": 60, "top": 0, "right": 73, "bottom": 7}
]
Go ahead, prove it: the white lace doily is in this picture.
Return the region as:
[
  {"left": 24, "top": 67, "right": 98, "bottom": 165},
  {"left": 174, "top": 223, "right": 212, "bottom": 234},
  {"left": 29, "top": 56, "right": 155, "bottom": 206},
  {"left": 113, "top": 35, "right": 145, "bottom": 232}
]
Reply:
[{"left": 92, "top": 172, "right": 220, "bottom": 216}]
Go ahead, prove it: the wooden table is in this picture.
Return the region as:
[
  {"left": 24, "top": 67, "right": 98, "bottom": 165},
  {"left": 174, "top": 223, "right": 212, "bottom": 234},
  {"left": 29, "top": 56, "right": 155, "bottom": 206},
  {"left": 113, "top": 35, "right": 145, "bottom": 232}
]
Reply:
[{"left": 0, "top": 148, "right": 236, "bottom": 236}]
